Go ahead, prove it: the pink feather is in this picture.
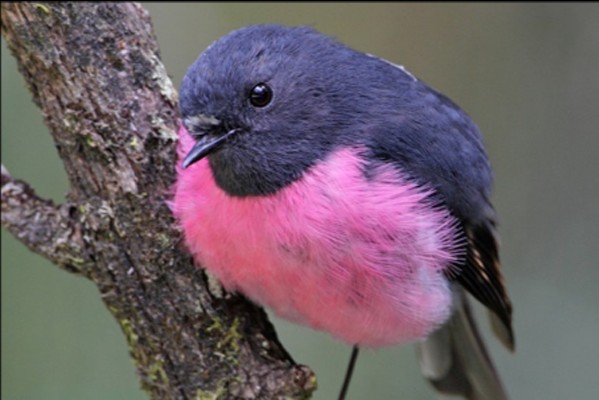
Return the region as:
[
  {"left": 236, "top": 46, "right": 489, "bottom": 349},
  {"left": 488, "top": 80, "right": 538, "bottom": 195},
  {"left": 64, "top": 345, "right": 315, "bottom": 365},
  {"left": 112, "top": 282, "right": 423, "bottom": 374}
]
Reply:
[{"left": 173, "top": 125, "right": 463, "bottom": 346}]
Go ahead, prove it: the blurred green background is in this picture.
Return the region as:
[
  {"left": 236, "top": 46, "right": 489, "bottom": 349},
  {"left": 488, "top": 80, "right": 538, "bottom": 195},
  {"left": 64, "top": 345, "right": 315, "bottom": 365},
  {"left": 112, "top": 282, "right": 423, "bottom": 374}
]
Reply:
[{"left": 2, "top": 3, "right": 599, "bottom": 399}]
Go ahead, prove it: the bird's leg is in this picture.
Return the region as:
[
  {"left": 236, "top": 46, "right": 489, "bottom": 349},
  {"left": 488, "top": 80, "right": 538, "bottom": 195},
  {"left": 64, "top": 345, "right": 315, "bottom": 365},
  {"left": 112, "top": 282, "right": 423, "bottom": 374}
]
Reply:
[{"left": 338, "top": 345, "right": 360, "bottom": 400}]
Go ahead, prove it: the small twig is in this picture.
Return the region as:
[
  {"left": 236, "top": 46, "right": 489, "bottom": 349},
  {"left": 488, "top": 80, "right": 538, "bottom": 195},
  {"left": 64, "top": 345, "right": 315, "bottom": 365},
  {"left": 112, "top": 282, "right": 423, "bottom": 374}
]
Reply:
[{"left": 1, "top": 164, "right": 91, "bottom": 275}]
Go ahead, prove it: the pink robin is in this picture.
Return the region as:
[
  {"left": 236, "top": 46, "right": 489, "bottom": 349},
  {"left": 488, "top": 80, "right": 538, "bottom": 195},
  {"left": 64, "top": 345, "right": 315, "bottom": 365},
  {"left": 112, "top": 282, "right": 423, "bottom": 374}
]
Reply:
[{"left": 173, "top": 25, "right": 514, "bottom": 399}]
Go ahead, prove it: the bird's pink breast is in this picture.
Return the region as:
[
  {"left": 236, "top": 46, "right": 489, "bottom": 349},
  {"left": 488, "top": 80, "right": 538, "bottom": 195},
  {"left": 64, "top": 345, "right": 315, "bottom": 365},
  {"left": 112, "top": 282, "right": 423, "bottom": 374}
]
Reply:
[{"left": 173, "top": 126, "right": 462, "bottom": 346}]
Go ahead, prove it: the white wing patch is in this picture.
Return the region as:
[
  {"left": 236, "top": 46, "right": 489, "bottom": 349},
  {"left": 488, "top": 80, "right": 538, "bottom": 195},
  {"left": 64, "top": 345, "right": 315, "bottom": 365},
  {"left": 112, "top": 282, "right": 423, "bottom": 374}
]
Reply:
[{"left": 366, "top": 53, "right": 417, "bottom": 81}]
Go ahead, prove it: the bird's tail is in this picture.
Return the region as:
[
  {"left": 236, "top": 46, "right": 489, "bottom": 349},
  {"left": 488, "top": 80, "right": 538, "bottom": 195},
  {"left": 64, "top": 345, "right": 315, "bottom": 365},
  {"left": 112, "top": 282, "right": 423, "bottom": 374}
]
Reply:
[{"left": 416, "top": 293, "right": 508, "bottom": 400}]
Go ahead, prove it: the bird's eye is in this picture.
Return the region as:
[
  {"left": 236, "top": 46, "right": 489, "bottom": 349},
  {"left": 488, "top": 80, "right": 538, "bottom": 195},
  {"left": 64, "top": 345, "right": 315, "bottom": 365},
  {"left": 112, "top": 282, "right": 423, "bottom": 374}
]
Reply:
[{"left": 249, "top": 83, "right": 273, "bottom": 107}]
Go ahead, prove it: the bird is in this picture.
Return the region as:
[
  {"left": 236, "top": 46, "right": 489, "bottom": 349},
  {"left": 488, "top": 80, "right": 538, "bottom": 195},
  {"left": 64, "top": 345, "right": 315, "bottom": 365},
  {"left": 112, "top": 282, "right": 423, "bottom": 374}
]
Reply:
[{"left": 172, "top": 24, "right": 514, "bottom": 400}]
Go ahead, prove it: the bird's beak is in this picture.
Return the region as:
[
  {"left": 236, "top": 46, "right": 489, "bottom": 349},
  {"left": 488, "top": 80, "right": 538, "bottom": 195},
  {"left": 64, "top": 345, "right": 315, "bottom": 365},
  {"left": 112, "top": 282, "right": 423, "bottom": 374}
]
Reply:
[{"left": 182, "top": 128, "right": 239, "bottom": 169}]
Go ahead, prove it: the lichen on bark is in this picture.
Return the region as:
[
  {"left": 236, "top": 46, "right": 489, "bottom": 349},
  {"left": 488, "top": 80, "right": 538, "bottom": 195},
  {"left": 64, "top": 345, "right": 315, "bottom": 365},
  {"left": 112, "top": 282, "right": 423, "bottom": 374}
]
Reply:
[{"left": 1, "top": 3, "right": 315, "bottom": 399}]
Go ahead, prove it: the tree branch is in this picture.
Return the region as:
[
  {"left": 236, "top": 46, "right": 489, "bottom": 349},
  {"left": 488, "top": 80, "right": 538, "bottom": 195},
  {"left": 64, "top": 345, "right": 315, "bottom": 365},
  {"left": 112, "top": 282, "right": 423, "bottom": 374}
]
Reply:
[
  {"left": 1, "top": 3, "right": 315, "bottom": 399},
  {"left": 1, "top": 164, "right": 90, "bottom": 274}
]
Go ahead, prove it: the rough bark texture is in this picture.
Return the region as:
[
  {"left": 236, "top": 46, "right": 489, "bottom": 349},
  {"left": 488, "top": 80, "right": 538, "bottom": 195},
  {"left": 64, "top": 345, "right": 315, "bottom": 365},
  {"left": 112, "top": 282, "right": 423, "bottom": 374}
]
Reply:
[{"left": 1, "top": 3, "right": 316, "bottom": 399}]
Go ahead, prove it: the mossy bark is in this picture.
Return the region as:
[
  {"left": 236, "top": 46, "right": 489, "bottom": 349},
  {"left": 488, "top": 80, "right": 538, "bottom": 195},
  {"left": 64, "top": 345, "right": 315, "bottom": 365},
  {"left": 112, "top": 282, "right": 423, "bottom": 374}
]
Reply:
[{"left": 1, "top": 3, "right": 315, "bottom": 399}]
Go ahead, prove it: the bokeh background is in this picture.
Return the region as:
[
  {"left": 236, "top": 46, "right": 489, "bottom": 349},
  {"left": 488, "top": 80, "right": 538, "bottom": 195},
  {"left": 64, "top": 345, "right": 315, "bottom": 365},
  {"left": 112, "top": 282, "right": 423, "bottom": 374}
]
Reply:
[{"left": 2, "top": 3, "right": 598, "bottom": 399}]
